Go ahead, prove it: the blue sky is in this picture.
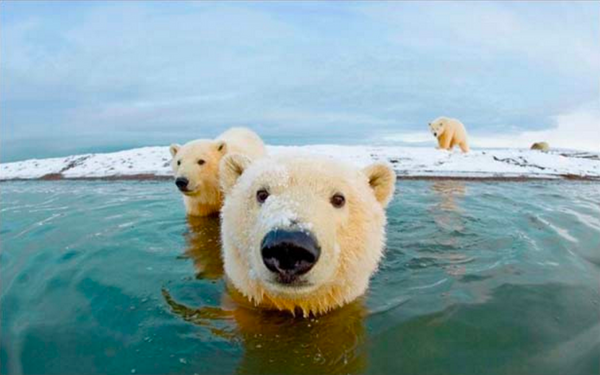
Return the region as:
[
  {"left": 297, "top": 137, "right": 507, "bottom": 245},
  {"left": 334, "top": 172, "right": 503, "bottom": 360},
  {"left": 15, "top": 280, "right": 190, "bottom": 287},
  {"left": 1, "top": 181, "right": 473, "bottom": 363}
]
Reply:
[{"left": 1, "top": 1, "right": 598, "bottom": 161}]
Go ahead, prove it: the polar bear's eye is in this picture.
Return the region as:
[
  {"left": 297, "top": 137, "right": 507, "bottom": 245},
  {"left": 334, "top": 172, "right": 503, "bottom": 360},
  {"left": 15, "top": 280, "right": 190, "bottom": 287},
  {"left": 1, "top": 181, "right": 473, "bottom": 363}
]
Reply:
[
  {"left": 256, "top": 189, "right": 270, "bottom": 204},
  {"left": 330, "top": 193, "right": 346, "bottom": 208},
  {"left": 198, "top": 159, "right": 205, "bottom": 165},
  {"left": 177, "top": 160, "right": 181, "bottom": 166}
]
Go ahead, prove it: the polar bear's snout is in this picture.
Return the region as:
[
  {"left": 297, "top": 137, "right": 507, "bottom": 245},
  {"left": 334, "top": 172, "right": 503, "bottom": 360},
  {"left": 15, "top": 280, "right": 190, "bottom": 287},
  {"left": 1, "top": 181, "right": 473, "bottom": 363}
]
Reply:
[
  {"left": 175, "top": 177, "right": 190, "bottom": 192},
  {"left": 260, "top": 229, "right": 321, "bottom": 284}
]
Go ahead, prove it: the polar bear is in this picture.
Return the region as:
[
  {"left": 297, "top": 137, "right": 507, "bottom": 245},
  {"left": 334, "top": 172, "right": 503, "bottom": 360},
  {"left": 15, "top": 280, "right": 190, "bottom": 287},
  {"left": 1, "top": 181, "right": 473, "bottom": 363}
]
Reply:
[
  {"left": 429, "top": 116, "right": 470, "bottom": 153},
  {"left": 170, "top": 127, "right": 265, "bottom": 217},
  {"left": 163, "top": 217, "right": 368, "bottom": 374},
  {"left": 531, "top": 142, "right": 550, "bottom": 151},
  {"left": 219, "top": 153, "right": 396, "bottom": 316}
]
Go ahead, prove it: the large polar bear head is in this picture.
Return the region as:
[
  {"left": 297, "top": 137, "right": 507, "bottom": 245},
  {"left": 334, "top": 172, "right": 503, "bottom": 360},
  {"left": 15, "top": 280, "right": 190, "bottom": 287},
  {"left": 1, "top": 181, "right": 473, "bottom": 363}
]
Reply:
[
  {"left": 429, "top": 116, "right": 449, "bottom": 138},
  {"left": 169, "top": 140, "right": 227, "bottom": 201},
  {"left": 219, "top": 154, "right": 396, "bottom": 316}
]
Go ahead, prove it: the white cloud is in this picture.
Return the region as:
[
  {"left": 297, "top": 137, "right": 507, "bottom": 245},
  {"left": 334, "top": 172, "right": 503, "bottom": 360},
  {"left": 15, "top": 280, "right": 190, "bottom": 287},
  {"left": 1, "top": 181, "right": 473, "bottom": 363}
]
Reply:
[
  {"left": 355, "top": 2, "right": 600, "bottom": 76},
  {"left": 471, "top": 105, "right": 600, "bottom": 152},
  {"left": 2, "top": 1, "right": 599, "bottom": 160}
]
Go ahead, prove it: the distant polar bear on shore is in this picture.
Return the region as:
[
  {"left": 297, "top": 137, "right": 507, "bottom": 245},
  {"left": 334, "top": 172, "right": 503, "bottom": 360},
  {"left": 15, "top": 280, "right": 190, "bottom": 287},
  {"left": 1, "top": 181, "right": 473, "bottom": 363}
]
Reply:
[
  {"left": 170, "top": 127, "right": 266, "bottom": 217},
  {"left": 429, "top": 117, "right": 470, "bottom": 153}
]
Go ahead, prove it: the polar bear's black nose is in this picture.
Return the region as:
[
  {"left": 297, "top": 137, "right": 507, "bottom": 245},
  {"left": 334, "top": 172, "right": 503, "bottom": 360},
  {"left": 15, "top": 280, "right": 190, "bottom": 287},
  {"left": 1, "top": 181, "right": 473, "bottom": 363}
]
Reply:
[
  {"left": 434, "top": 132, "right": 438, "bottom": 137},
  {"left": 261, "top": 230, "right": 321, "bottom": 283},
  {"left": 175, "top": 177, "right": 189, "bottom": 191}
]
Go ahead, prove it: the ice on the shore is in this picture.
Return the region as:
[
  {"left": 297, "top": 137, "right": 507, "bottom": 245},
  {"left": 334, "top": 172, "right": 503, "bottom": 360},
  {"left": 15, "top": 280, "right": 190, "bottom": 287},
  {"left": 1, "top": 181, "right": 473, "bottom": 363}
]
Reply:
[{"left": 1, "top": 145, "right": 599, "bottom": 180}]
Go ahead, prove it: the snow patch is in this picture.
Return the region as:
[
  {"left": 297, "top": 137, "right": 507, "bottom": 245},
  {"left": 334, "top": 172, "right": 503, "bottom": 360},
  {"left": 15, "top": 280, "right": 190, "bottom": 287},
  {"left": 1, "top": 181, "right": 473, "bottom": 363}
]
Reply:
[
  {"left": 1, "top": 145, "right": 599, "bottom": 180},
  {"left": 258, "top": 195, "right": 299, "bottom": 231}
]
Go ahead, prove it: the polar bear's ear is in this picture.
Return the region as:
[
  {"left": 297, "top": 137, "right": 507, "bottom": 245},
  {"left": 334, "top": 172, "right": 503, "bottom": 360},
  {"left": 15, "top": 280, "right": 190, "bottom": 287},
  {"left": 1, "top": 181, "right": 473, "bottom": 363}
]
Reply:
[
  {"left": 362, "top": 163, "right": 396, "bottom": 207},
  {"left": 169, "top": 144, "right": 181, "bottom": 157},
  {"left": 216, "top": 141, "right": 227, "bottom": 154},
  {"left": 220, "top": 153, "right": 252, "bottom": 194}
]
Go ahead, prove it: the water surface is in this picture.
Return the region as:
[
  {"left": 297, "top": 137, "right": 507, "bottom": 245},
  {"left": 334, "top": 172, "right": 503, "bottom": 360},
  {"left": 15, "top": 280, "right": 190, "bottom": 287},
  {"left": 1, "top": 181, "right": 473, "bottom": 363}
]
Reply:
[{"left": 1, "top": 180, "right": 599, "bottom": 375}]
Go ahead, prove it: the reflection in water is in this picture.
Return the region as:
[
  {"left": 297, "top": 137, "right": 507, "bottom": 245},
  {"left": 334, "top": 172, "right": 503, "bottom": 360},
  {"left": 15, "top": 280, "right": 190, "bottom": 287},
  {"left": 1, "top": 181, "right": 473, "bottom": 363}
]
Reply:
[
  {"left": 431, "top": 180, "right": 466, "bottom": 213},
  {"left": 429, "top": 180, "right": 470, "bottom": 278},
  {"left": 166, "top": 218, "right": 368, "bottom": 375},
  {"left": 429, "top": 180, "right": 467, "bottom": 238},
  {"left": 182, "top": 216, "right": 224, "bottom": 280}
]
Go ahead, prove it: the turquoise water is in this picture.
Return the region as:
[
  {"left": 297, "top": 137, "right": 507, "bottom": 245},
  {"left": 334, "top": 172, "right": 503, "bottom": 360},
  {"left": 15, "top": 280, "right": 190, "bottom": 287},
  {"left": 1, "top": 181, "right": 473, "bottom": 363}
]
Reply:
[{"left": 1, "top": 180, "right": 599, "bottom": 375}]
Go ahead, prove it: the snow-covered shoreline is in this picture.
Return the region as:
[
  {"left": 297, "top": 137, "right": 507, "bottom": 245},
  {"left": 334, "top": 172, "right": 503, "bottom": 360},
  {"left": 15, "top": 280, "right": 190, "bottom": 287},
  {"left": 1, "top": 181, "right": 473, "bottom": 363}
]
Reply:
[{"left": 1, "top": 145, "right": 599, "bottom": 181}]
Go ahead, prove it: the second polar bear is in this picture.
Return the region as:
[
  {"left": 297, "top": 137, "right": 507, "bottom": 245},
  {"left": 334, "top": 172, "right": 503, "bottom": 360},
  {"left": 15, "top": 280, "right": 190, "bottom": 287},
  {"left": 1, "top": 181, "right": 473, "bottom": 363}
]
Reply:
[
  {"left": 429, "top": 117, "right": 470, "bottom": 153},
  {"left": 219, "top": 153, "right": 396, "bottom": 316},
  {"left": 170, "top": 128, "right": 265, "bottom": 216}
]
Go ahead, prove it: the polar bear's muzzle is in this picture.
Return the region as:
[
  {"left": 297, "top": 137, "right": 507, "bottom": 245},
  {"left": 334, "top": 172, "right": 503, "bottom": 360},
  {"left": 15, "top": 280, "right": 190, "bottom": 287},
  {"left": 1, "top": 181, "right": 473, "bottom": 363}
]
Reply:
[
  {"left": 260, "top": 229, "right": 321, "bottom": 284},
  {"left": 175, "top": 177, "right": 190, "bottom": 192}
]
